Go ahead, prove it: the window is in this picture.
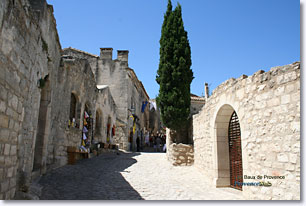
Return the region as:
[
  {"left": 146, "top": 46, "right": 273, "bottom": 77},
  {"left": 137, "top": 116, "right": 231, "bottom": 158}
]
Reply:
[{"left": 69, "top": 93, "right": 77, "bottom": 125}]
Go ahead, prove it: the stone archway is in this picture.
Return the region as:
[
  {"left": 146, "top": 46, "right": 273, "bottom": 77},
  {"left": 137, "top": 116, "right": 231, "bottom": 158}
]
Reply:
[{"left": 214, "top": 104, "right": 243, "bottom": 190}]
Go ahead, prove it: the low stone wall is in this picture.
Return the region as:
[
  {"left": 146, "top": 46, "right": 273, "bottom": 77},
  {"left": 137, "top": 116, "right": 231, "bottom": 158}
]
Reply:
[
  {"left": 166, "top": 128, "right": 194, "bottom": 166},
  {"left": 167, "top": 143, "right": 194, "bottom": 166}
]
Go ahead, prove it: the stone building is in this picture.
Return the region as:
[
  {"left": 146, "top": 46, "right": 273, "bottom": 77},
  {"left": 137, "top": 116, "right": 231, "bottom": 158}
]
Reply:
[
  {"left": 0, "top": 0, "right": 62, "bottom": 199},
  {"left": 148, "top": 99, "right": 162, "bottom": 135},
  {"left": 62, "top": 48, "right": 117, "bottom": 145},
  {"left": 63, "top": 47, "right": 151, "bottom": 151},
  {"left": 192, "top": 62, "right": 300, "bottom": 200},
  {"left": 0, "top": 0, "right": 116, "bottom": 199}
]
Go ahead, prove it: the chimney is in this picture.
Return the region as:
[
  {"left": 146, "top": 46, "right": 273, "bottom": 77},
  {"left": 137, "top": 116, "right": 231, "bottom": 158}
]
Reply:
[
  {"left": 117, "top": 50, "right": 129, "bottom": 62},
  {"left": 100, "top": 48, "right": 113, "bottom": 60},
  {"left": 205, "top": 83, "right": 209, "bottom": 101}
]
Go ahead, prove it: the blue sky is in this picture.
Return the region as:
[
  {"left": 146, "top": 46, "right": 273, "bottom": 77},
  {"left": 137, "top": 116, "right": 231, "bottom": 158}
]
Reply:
[{"left": 46, "top": 0, "right": 300, "bottom": 98}]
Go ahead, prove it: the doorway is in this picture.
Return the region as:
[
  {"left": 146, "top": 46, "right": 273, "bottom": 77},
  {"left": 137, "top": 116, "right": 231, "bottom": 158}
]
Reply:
[
  {"left": 228, "top": 111, "right": 243, "bottom": 190},
  {"left": 214, "top": 104, "right": 243, "bottom": 190},
  {"left": 33, "top": 76, "right": 50, "bottom": 171}
]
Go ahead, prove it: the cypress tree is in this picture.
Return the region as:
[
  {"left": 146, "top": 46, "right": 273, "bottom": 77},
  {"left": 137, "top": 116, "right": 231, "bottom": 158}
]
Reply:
[{"left": 156, "top": 0, "right": 193, "bottom": 140}]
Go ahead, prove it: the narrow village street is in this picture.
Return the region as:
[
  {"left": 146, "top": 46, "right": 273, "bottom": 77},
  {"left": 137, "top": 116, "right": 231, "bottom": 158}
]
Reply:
[{"left": 38, "top": 150, "right": 243, "bottom": 200}]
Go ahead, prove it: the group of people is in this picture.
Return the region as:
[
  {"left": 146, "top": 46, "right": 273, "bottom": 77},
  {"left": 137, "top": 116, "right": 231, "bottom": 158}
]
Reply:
[
  {"left": 143, "top": 132, "right": 166, "bottom": 152},
  {"left": 135, "top": 131, "right": 166, "bottom": 152}
]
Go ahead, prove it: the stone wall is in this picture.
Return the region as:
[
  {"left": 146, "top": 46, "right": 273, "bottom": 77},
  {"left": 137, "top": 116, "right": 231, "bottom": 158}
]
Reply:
[
  {"left": 166, "top": 128, "right": 194, "bottom": 166},
  {"left": 62, "top": 48, "right": 152, "bottom": 151},
  {"left": 0, "top": 0, "right": 62, "bottom": 199},
  {"left": 62, "top": 48, "right": 117, "bottom": 145},
  {"left": 0, "top": 0, "right": 152, "bottom": 199},
  {"left": 95, "top": 86, "right": 117, "bottom": 144},
  {"left": 193, "top": 62, "right": 300, "bottom": 200},
  {"left": 0, "top": 0, "right": 118, "bottom": 199},
  {"left": 62, "top": 47, "right": 99, "bottom": 82},
  {"left": 49, "top": 57, "right": 98, "bottom": 168},
  {"left": 126, "top": 69, "right": 150, "bottom": 151}
]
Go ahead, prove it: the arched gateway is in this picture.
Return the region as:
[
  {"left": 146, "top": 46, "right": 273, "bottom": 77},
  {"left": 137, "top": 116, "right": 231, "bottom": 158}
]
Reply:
[
  {"left": 214, "top": 104, "right": 243, "bottom": 190},
  {"left": 228, "top": 111, "right": 243, "bottom": 190}
]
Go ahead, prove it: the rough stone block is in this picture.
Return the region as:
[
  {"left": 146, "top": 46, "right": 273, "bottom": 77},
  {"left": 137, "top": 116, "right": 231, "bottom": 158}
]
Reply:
[
  {"left": 4, "top": 144, "right": 10, "bottom": 156},
  {"left": 0, "top": 114, "right": 9, "bottom": 128},
  {"left": 289, "top": 153, "right": 297, "bottom": 164},
  {"left": 9, "top": 177, "right": 16, "bottom": 189},
  {"left": 276, "top": 75, "right": 284, "bottom": 84},
  {"left": 9, "top": 119, "right": 14, "bottom": 129},
  {"left": 5, "top": 156, "right": 12, "bottom": 166},
  {"left": 179, "top": 156, "right": 185, "bottom": 160},
  {"left": 17, "top": 101, "right": 23, "bottom": 114},
  {"left": 281, "top": 95, "right": 290, "bottom": 105},
  {"left": 286, "top": 84, "right": 295, "bottom": 93},
  {"left": 7, "top": 167, "right": 13, "bottom": 177},
  {"left": 0, "top": 129, "right": 9, "bottom": 141},
  {"left": 10, "top": 188, "right": 16, "bottom": 199},
  {"left": 254, "top": 101, "right": 266, "bottom": 109},
  {"left": 274, "top": 86, "right": 285, "bottom": 96},
  {"left": 0, "top": 180, "right": 9, "bottom": 193},
  {"left": 268, "top": 98, "right": 280, "bottom": 108},
  {"left": 286, "top": 164, "right": 295, "bottom": 171},
  {"left": 10, "top": 145, "right": 17, "bottom": 156},
  {"left": 277, "top": 153, "right": 288, "bottom": 163},
  {"left": 13, "top": 121, "right": 20, "bottom": 132},
  {"left": 290, "top": 122, "right": 300, "bottom": 133},
  {"left": 0, "top": 100, "right": 6, "bottom": 113},
  {"left": 8, "top": 94, "right": 18, "bottom": 111},
  {"left": 236, "top": 88, "right": 245, "bottom": 100},
  {"left": 10, "top": 131, "right": 18, "bottom": 143},
  {"left": 0, "top": 85, "right": 8, "bottom": 101},
  {"left": 0, "top": 168, "right": 3, "bottom": 181},
  {"left": 0, "top": 156, "right": 4, "bottom": 165},
  {"left": 284, "top": 72, "right": 297, "bottom": 83},
  {"left": 257, "top": 84, "right": 266, "bottom": 92}
]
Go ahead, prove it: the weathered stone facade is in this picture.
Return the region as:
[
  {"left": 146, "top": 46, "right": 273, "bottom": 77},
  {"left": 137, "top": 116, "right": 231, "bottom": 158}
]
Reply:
[
  {"left": 190, "top": 94, "right": 205, "bottom": 116},
  {"left": 61, "top": 48, "right": 117, "bottom": 145},
  {"left": 98, "top": 49, "right": 151, "bottom": 151},
  {"left": 148, "top": 99, "right": 162, "bottom": 135},
  {"left": 65, "top": 48, "right": 151, "bottom": 151},
  {"left": 0, "top": 0, "right": 62, "bottom": 199},
  {"left": 0, "top": 0, "right": 117, "bottom": 199},
  {"left": 192, "top": 62, "right": 300, "bottom": 200}
]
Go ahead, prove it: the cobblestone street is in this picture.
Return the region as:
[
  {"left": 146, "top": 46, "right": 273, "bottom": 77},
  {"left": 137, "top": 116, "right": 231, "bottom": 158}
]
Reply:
[{"left": 38, "top": 150, "right": 243, "bottom": 200}]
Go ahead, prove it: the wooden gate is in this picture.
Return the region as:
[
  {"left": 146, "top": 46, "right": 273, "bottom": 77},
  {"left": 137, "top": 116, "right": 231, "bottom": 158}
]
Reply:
[{"left": 228, "top": 111, "right": 243, "bottom": 190}]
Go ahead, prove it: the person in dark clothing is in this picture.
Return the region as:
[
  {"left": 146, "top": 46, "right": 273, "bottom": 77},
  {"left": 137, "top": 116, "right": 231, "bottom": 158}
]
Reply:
[{"left": 136, "top": 136, "right": 140, "bottom": 152}]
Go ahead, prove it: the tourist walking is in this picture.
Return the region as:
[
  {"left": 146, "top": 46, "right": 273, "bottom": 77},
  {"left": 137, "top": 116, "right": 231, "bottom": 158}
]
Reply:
[
  {"left": 136, "top": 135, "right": 140, "bottom": 152},
  {"left": 156, "top": 135, "right": 161, "bottom": 152},
  {"left": 145, "top": 132, "right": 150, "bottom": 147}
]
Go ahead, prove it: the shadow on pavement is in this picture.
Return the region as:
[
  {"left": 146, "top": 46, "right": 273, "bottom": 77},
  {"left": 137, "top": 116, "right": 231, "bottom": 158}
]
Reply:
[{"left": 38, "top": 152, "right": 143, "bottom": 200}]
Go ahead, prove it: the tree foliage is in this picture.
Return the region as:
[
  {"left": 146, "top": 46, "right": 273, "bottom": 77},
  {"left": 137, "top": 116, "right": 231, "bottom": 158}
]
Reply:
[{"left": 156, "top": 0, "right": 193, "bottom": 131}]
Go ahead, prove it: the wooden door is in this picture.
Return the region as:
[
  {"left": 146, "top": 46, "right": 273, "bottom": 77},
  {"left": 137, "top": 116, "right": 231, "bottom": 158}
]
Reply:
[{"left": 228, "top": 111, "right": 243, "bottom": 190}]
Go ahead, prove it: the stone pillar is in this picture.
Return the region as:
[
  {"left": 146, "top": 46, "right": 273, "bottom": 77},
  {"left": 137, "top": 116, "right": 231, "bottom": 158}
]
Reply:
[
  {"left": 117, "top": 50, "right": 129, "bottom": 63},
  {"left": 100, "top": 48, "right": 113, "bottom": 60},
  {"left": 97, "top": 48, "right": 113, "bottom": 85}
]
